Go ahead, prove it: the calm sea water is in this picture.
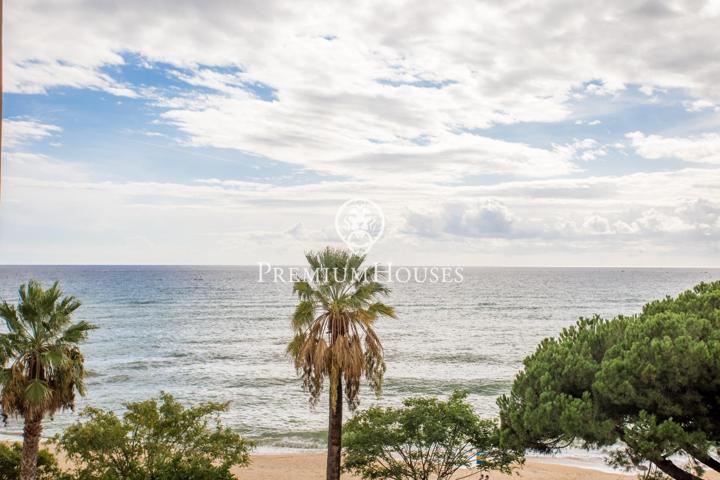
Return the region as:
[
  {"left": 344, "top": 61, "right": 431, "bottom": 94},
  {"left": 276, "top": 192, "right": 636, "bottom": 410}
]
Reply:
[{"left": 0, "top": 266, "right": 718, "bottom": 449}]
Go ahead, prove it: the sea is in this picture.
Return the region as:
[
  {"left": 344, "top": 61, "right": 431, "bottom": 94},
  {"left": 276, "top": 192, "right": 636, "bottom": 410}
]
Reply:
[{"left": 0, "top": 266, "right": 718, "bottom": 456}]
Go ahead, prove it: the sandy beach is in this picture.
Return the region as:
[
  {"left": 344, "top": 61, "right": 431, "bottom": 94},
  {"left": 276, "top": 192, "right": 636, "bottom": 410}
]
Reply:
[
  {"left": 0, "top": 441, "right": 641, "bottom": 479},
  {"left": 234, "top": 453, "right": 720, "bottom": 479},
  {"left": 5, "top": 440, "right": 720, "bottom": 479},
  {"left": 234, "top": 453, "right": 635, "bottom": 480}
]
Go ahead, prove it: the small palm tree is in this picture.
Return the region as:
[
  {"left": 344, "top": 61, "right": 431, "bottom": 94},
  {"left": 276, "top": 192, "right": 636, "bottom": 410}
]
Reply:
[
  {"left": 0, "top": 280, "right": 96, "bottom": 480},
  {"left": 288, "top": 247, "right": 396, "bottom": 480}
]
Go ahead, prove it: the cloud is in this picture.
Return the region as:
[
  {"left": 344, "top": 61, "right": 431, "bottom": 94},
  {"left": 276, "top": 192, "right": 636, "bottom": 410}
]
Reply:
[
  {"left": 402, "top": 194, "right": 720, "bottom": 245},
  {"left": 405, "top": 200, "right": 514, "bottom": 238},
  {"left": 7, "top": 0, "right": 720, "bottom": 182},
  {"left": 2, "top": 152, "right": 90, "bottom": 182},
  {"left": 3, "top": 119, "right": 62, "bottom": 148},
  {"left": 627, "top": 131, "right": 720, "bottom": 164},
  {"left": 9, "top": 0, "right": 720, "bottom": 103},
  {"left": 675, "top": 198, "right": 720, "bottom": 230},
  {"left": 4, "top": 1, "right": 720, "bottom": 265},
  {"left": 8, "top": 60, "right": 137, "bottom": 96},
  {"left": 684, "top": 99, "right": 716, "bottom": 112},
  {"left": 2, "top": 154, "right": 719, "bottom": 264},
  {"left": 162, "top": 100, "right": 581, "bottom": 179}
]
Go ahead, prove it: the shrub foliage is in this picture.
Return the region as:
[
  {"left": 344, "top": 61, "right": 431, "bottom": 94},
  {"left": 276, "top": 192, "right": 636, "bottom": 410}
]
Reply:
[
  {"left": 54, "top": 392, "right": 253, "bottom": 480},
  {"left": 0, "top": 442, "right": 64, "bottom": 480},
  {"left": 343, "top": 391, "right": 521, "bottom": 480}
]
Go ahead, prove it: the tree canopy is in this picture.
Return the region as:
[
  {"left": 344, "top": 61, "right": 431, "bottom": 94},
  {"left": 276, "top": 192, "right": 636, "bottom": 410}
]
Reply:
[
  {"left": 498, "top": 281, "right": 720, "bottom": 480},
  {"left": 288, "top": 247, "right": 396, "bottom": 411},
  {"left": 54, "top": 392, "right": 253, "bottom": 480},
  {"left": 343, "top": 391, "right": 521, "bottom": 480},
  {"left": 0, "top": 443, "right": 64, "bottom": 480},
  {"left": 0, "top": 280, "right": 95, "bottom": 421}
]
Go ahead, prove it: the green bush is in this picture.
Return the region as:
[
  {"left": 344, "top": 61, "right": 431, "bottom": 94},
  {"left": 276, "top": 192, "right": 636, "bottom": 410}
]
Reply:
[
  {"left": 54, "top": 392, "right": 253, "bottom": 480},
  {"left": 343, "top": 391, "right": 521, "bottom": 480},
  {"left": 0, "top": 442, "right": 65, "bottom": 480}
]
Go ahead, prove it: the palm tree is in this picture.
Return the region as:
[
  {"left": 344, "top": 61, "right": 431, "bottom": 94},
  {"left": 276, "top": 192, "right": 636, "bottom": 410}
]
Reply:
[
  {"left": 0, "top": 280, "right": 96, "bottom": 480},
  {"left": 288, "top": 247, "right": 396, "bottom": 480}
]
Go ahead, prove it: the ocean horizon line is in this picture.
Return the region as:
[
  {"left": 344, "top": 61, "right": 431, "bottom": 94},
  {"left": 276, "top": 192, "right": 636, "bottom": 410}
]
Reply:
[{"left": 1, "top": 263, "right": 719, "bottom": 269}]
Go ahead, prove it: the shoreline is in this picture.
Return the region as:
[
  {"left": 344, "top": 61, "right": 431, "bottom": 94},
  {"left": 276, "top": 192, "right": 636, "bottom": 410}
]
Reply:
[
  {"left": 0, "top": 432, "right": 630, "bottom": 473},
  {"left": 236, "top": 453, "right": 639, "bottom": 479},
  {"left": 5, "top": 439, "right": 720, "bottom": 479},
  {"left": 237, "top": 453, "right": 720, "bottom": 479},
  {"left": 0, "top": 438, "right": 633, "bottom": 479}
]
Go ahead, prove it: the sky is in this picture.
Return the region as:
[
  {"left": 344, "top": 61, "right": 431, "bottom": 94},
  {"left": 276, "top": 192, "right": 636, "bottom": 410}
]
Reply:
[{"left": 1, "top": 0, "right": 720, "bottom": 266}]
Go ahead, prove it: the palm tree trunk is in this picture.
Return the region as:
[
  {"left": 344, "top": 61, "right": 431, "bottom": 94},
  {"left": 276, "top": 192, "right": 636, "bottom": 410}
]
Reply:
[
  {"left": 20, "top": 411, "right": 43, "bottom": 480},
  {"left": 326, "top": 373, "right": 343, "bottom": 480}
]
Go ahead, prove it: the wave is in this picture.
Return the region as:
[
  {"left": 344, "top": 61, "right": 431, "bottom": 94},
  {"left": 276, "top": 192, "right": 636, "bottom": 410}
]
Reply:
[
  {"left": 388, "top": 351, "right": 507, "bottom": 365},
  {"left": 96, "top": 374, "right": 131, "bottom": 384},
  {"left": 166, "top": 351, "right": 193, "bottom": 358},
  {"left": 383, "top": 377, "right": 512, "bottom": 396},
  {"left": 125, "top": 299, "right": 163, "bottom": 305},
  {"left": 250, "top": 429, "right": 328, "bottom": 449},
  {"left": 228, "top": 377, "right": 298, "bottom": 389}
]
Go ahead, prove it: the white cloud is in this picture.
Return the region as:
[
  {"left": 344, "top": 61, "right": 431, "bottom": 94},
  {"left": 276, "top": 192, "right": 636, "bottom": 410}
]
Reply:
[
  {"left": 3, "top": 119, "right": 61, "bottom": 148},
  {"left": 701, "top": 0, "right": 720, "bottom": 17},
  {"left": 4, "top": 1, "right": 720, "bottom": 265},
  {"left": 2, "top": 152, "right": 89, "bottom": 182},
  {"left": 675, "top": 198, "right": 720, "bottom": 237},
  {"left": 552, "top": 138, "right": 609, "bottom": 163},
  {"left": 162, "top": 99, "right": 581, "bottom": 179},
  {"left": 402, "top": 196, "right": 720, "bottom": 245},
  {"left": 8, "top": 60, "right": 137, "bottom": 96},
  {"left": 684, "top": 99, "right": 716, "bottom": 112},
  {"left": 581, "top": 215, "right": 613, "bottom": 235},
  {"left": 405, "top": 200, "right": 515, "bottom": 238},
  {"left": 2, "top": 158, "right": 719, "bottom": 264},
  {"left": 627, "top": 131, "right": 720, "bottom": 164},
  {"left": 7, "top": 0, "right": 720, "bottom": 181},
  {"left": 7, "top": 0, "right": 717, "bottom": 105}
]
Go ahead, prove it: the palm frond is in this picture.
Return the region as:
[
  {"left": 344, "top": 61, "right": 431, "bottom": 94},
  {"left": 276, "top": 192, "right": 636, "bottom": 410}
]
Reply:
[
  {"left": 291, "top": 301, "right": 316, "bottom": 331},
  {"left": 25, "top": 379, "right": 52, "bottom": 407},
  {"left": 287, "top": 248, "right": 395, "bottom": 411},
  {"left": 292, "top": 280, "right": 314, "bottom": 299},
  {"left": 41, "top": 348, "right": 67, "bottom": 368},
  {"left": 0, "top": 302, "right": 24, "bottom": 336},
  {"left": 59, "top": 320, "right": 97, "bottom": 344},
  {"left": 368, "top": 302, "right": 397, "bottom": 319},
  {"left": 0, "top": 280, "right": 95, "bottom": 419}
]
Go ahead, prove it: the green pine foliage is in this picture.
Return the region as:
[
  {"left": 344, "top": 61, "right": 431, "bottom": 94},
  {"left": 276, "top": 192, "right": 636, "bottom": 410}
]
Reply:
[{"left": 498, "top": 281, "right": 720, "bottom": 480}]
